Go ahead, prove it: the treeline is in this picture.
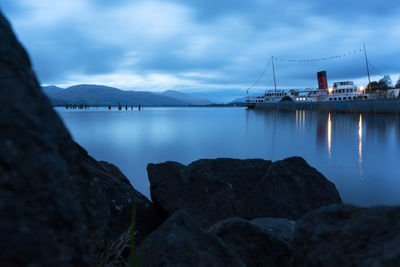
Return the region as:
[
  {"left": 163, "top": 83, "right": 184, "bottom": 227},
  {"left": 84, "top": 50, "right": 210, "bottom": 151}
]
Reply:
[{"left": 367, "top": 75, "right": 400, "bottom": 92}]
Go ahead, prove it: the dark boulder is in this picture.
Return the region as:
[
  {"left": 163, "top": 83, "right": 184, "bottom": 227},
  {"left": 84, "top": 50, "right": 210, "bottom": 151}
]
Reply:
[
  {"left": 246, "top": 157, "right": 342, "bottom": 220},
  {"left": 189, "top": 158, "right": 272, "bottom": 199},
  {"left": 0, "top": 12, "right": 158, "bottom": 266},
  {"left": 80, "top": 147, "right": 161, "bottom": 245},
  {"left": 209, "top": 217, "right": 294, "bottom": 266},
  {"left": 293, "top": 204, "right": 400, "bottom": 266},
  {"left": 147, "top": 158, "right": 271, "bottom": 228},
  {"left": 141, "top": 210, "right": 244, "bottom": 267},
  {"left": 250, "top": 217, "right": 296, "bottom": 244},
  {"left": 148, "top": 157, "right": 340, "bottom": 228}
]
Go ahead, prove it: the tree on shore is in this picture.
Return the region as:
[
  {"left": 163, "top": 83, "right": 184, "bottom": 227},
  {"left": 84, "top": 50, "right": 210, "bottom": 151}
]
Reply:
[
  {"left": 379, "top": 75, "right": 393, "bottom": 90},
  {"left": 395, "top": 78, "right": 400, "bottom": 88},
  {"left": 367, "top": 81, "right": 380, "bottom": 93},
  {"left": 367, "top": 75, "right": 393, "bottom": 92}
]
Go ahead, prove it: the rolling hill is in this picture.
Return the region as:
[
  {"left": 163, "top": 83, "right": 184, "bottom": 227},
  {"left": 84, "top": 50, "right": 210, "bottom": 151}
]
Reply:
[
  {"left": 42, "top": 85, "right": 63, "bottom": 96},
  {"left": 159, "top": 90, "right": 212, "bottom": 105},
  {"left": 46, "top": 84, "right": 213, "bottom": 106}
]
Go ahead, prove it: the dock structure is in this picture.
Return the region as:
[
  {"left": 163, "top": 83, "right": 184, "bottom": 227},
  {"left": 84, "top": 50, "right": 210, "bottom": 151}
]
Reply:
[{"left": 254, "top": 98, "right": 400, "bottom": 114}]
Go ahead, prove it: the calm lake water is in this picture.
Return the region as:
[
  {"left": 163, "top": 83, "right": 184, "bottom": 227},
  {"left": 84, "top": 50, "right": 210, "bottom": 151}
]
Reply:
[{"left": 56, "top": 107, "right": 400, "bottom": 206}]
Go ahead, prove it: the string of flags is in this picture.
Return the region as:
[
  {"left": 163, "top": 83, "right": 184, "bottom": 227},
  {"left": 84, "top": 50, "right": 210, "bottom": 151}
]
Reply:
[
  {"left": 274, "top": 49, "right": 363, "bottom": 63},
  {"left": 245, "top": 47, "right": 385, "bottom": 93},
  {"left": 368, "top": 60, "right": 383, "bottom": 77},
  {"left": 246, "top": 57, "right": 272, "bottom": 92}
]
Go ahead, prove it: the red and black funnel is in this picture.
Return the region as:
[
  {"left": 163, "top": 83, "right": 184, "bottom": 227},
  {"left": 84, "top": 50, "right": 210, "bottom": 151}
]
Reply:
[{"left": 317, "top": 71, "right": 328, "bottom": 90}]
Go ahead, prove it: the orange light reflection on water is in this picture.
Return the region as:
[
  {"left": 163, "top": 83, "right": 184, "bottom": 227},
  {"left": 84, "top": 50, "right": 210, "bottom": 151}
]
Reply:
[
  {"left": 358, "top": 114, "right": 362, "bottom": 163},
  {"left": 328, "top": 113, "right": 331, "bottom": 158},
  {"left": 358, "top": 114, "right": 364, "bottom": 178}
]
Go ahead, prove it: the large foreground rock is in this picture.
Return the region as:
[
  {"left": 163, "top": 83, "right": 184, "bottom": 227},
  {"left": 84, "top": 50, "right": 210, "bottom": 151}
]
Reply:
[
  {"left": 81, "top": 149, "right": 161, "bottom": 245},
  {"left": 250, "top": 217, "right": 296, "bottom": 244},
  {"left": 147, "top": 157, "right": 341, "bottom": 228},
  {"left": 0, "top": 12, "right": 157, "bottom": 266},
  {"left": 246, "top": 157, "right": 342, "bottom": 220},
  {"left": 293, "top": 204, "right": 400, "bottom": 266},
  {"left": 147, "top": 158, "right": 271, "bottom": 227},
  {"left": 141, "top": 210, "right": 244, "bottom": 266},
  {"left": 209, "top": 217, "right": 295, "bottom": 266}
]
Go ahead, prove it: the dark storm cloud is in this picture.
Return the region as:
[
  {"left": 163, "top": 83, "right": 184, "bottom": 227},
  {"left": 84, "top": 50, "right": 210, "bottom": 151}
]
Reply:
[
  {"left": 1, "top": 0, "right": 399, "bottom": 101},
  {"left": 23, "top": 27, "right": 126, "bottom": 84}
]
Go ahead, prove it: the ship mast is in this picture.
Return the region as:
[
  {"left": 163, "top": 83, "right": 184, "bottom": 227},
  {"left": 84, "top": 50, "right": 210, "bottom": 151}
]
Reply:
[
  {"left": 363, "top": 43, "right": 371, "bottom": 91},
  {"left": 271, "top": 56, "right": 277, "bottom": 92}
]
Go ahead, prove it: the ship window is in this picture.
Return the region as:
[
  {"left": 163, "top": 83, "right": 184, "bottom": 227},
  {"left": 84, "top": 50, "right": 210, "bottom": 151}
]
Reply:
[
  {"left": 339, "top": 97, "right": 342, "bottom": 100},
  {"left": 364, "top": 96, "right": 367, "bottom": 99},
  {"left": 343, "top": 97, "right": 346, "bottom": 100},
  {"left": 329, "top": 98, "right": 332, "bottom": 101},
  {"left": 334, "top": 98, "right": 337, "bottom": 100},
  {"left": 353, "top": 97, "right": 356, "bottom": 100}
]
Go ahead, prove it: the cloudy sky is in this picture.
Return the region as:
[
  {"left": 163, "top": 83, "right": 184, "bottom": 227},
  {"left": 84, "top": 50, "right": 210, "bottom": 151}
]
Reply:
[{"left": 2, "top": 0, "right": 400, "bottom": 102}]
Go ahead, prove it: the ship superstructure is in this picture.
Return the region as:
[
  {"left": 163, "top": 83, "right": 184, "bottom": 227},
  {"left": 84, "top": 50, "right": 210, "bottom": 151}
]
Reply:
[{"left": 245, "top": 71, "right": 374, "bottom": 108}]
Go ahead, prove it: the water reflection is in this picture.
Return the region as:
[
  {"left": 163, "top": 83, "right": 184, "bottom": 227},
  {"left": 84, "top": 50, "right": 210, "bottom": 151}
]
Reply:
[
  {"left": 57, "top": 107, "right": 400, "bottom": 206},
  {"left": 250, "top": 109, "right": 400, "bottom": 205},
  {"left": 295, "top": 110, "right": 307, "bottom": 132},
  {"left": 358, "top": 114, "right": 364, "bottom": 178},
  {"left": 359, "top": 114, "right": 363, "bottom": 161},
  {"left": 328, "top": 113, "right": 332, "bottom": 158}
]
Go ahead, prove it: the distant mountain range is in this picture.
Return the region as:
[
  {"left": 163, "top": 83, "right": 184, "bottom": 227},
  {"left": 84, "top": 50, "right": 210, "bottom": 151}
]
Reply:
[
  {"left": 228, "top": 96, "right": 246, "bottom": 103},
  {"left": 42, "top": 84, "right": 213, "bottom": 106},
  {"left": 158, "top": 90, "right": 211, "bottom": 105},
  {"left": 42, "top": 86, "right": 63, "bottom": 96}
]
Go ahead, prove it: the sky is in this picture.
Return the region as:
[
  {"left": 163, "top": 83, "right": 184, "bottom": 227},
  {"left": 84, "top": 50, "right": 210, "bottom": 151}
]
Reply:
[{"left": 2, "top": 0, "right": 400, "bottom": 102}]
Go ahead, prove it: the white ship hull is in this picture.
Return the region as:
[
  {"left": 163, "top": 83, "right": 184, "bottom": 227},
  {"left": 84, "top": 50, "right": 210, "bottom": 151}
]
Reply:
[{"left": 245, "top": 81, "right": 399, "bottom": 107}]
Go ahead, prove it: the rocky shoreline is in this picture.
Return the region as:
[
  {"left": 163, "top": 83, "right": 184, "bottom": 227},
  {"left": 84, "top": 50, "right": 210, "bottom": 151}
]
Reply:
[{"left": 1, "top": 11, "right": 400, "bottom": 266}]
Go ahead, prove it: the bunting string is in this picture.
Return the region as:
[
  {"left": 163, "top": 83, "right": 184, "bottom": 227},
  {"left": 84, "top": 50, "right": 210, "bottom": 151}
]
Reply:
[
  {"left": 245, "top": 47, "right": 385, "bottom": 94},
  {"left": 367, "top": 60, "right": 383, "bottom": 77},
  {"left": 274, "top": 49, "right": 363, "bottom": 63},
  {"left": 245, "top": 57, "right": 272, "bottom": 92}
]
